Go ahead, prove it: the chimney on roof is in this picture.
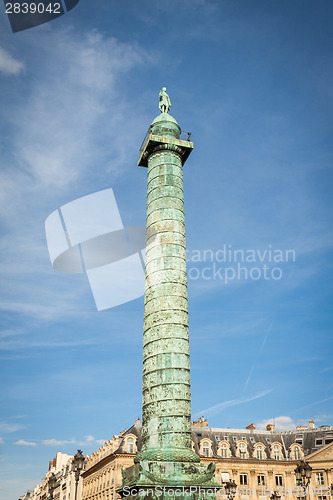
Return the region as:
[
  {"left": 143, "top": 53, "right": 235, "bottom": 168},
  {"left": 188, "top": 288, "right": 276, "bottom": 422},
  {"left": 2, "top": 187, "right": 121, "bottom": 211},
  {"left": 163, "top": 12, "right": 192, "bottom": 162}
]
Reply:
[
  {"left": 309, "top": 419, "right": 315, "bottom": 429},
  {"left": 191, "top": 417, "right": 209, "bottom": 427},
  {"left": 266, "top": 424, "right": 275, "bottom": 432},
  {"left": 246, "top": 423, "right": 256, "bottom": 430},
  {"left": 135, "top": 418, "right": 141, "bottom": 425}
]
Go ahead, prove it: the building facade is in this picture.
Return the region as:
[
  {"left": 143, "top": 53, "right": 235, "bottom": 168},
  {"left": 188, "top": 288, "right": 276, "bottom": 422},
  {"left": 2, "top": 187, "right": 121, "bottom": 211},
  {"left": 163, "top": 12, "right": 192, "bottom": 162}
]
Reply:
[
  {"left": 19, "top": 451, "right": 84, "bottom": 500},
  {"left": 82, "top": 419, "right": 333, "bottom": 500}
]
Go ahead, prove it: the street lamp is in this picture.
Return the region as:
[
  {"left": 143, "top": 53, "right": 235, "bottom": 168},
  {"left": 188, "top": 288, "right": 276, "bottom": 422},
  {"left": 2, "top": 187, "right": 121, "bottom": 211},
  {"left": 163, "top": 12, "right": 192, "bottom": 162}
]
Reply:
[
  {"left": 48, "top": 472, "right": 57, "bottom": 500},
  {"left": 72, "top": 449, "right": 85, "bottom": 500},
  {"left": 270, "top": 491, "right": 280, "bottom": 500},
  {"left": 295, "top": 461, "right": 312, "bottom": 500},
  {"left": 225, "top": 480, "right": 237, "bottom": 500}
]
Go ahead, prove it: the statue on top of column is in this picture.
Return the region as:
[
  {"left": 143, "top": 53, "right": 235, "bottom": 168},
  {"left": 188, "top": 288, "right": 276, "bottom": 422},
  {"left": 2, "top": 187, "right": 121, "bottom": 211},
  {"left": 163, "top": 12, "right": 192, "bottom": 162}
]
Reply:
[{"left": 159, "top": 87, "right": 171, "bottom": 113}]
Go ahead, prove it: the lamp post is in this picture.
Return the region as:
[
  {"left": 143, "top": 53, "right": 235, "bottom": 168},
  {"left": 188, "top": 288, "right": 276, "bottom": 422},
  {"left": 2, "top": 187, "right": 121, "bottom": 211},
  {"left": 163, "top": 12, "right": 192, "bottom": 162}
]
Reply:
[
  {"left": 48, "top": 472, "right": 57, "bottom": 500},
  {"left": 295, "top": 461, "right": 312, "bottom": 500},
  {"left": 225, "top": 480, "right": 237, "bottom": 500},
  {"left": 270, "top": 491, "right": 280, "bottom": 500},
  {"left": 72, "top": 449, "right": 85, "bottom": 500}
]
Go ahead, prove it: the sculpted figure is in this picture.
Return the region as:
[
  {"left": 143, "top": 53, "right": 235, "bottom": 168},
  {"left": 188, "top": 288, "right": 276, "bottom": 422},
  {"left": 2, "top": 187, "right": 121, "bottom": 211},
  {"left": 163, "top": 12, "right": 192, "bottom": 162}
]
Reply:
[{"left": 159, "top": 87, "right": 171, "bottom": 113}]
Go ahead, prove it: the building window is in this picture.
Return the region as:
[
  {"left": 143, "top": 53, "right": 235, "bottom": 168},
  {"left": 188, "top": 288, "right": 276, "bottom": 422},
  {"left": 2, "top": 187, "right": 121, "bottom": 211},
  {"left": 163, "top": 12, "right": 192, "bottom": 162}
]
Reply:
[
  {"left": 240, "top": 474, "right": 248, "bottom": 486},
  {"left": 258, "top": 475, "right": 266, "bottom": 486},
  {"left": 257, "top": 446, "right": 263, "bottom": 459},
  {"left": 316, "top": 473, "right": 325, "bottom": 485},
  {"left": 274, "top": 445, "right": 280, "bottom": 460},
  {"left": 275, "top": 475, "right": 283, "bottom": 487},
  {"left": 315, "top": 439, "right": 323, "bottom": 446},
  {"left": 126, "top": 437, "right": 134, "bottom": 453},
  {"left": 202, "top": 441, "right": 210, "bottom": 457},
  {"left": 239, "top": 443, "right": 246, "bottom": 459},
  {"left": 221, "top": 443, "right": 228, "bottom": 458},
  {"left": 294, "top": 446, "right": 300, "bottom": 460}
]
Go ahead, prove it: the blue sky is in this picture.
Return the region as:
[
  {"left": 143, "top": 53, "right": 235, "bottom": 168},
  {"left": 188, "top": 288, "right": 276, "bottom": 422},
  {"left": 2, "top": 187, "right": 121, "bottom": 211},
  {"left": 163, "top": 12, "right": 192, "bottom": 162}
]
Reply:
[{"left": 0, "top": 0, "right": 332, "bottom": 498}]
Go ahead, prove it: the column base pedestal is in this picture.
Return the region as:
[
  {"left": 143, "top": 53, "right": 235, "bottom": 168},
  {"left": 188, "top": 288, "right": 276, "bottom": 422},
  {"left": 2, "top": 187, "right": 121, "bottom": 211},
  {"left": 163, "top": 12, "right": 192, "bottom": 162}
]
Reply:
[{"left": 117, "top": 459, "right": 222, "bottom": 500}]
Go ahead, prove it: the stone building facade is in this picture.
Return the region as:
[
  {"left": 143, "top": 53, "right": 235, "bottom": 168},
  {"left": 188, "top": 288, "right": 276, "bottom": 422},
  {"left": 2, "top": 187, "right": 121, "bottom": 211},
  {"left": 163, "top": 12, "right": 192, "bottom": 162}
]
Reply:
[
  {"left": 82, "top": 419, "right": 333, "bottom": 500},
  {"left": 19, "top": 451, "right": 84, "bottom": 500}
]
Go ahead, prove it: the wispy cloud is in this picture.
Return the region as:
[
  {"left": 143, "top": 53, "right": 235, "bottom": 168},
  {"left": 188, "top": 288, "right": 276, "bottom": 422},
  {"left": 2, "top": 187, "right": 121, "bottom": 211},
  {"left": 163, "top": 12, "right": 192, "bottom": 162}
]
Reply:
[
  {"left": 14, "top": 440, "right": 37, "bottom": 446},
  {"left": 0, "top": 422, "right": 25, "bottom": 434},
  {"left": 0, "top": 336, "right": 95, "bottom": 351},
  {"left": 244, "top": 321, "right": 273, "bottom": 391},
  {"left": 0, "top": 47, "right": 24, "bottom": 75},
  {"left": 42, "top": 435, "right": 105, "bottom": 447},
  {"left": 244, "top": 365, "right": 255, "bottom": 392},
  {"left": 313, "top": 414, "right": 333, "bottom": 424},
  {"left": 297, "top": 396, "right": 333, "bottom": 411},
  {"left": 194, "top": 390, "right": 272, "bottom": 418},
  {"left": 0, "top": 28, "right": 149, "bottom": 322},
  {"left": 42, "top": 438, "right": 76, "bottom": 446},
  {"left": 0, "top": 328, "right": 25, "bottom": 340},
  {"left": 0, "top": 437, "right": 4, "bottom": 445}
]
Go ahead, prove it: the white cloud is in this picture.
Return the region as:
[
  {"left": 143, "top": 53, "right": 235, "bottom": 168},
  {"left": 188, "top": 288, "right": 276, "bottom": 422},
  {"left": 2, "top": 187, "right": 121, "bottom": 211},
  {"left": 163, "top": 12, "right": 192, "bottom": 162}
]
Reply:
[
  {"left": 0, "top": 47, "right": 24, "bottom": 75},
  {"left": 0, "top": 422, "right": 25, "bottom": 434},
  {"left": 0, "top": 328, "right": 25, "bottom": 340},
  {"left": 0, "top": 437, "right": 4, "bottom": 444},
  {"left": 0, "top": 28, "right": 150, "bottom": 320},
  {"left": 42, "top": 435, "right": 107, "bottom": 447},
  {"left": 194, "top": 390, "right": 272, "bottom": 418},
  {"left": 256, "top": 416, "right": 300, "bottom": 431},
  {"left": 14, "top": 440, "right": 37, "bottom": 446},
  {"left": 95, "top": 439, "right": 107, "bottom": 445},
  {"left": 313, "top": 414, "right": 332, "bottom": 423},
  {"left": 1, "top": 30, "right": 147, "bottom": 208},
  {"left": 42, "top": 438, "right": 76, "bottom": 446}
]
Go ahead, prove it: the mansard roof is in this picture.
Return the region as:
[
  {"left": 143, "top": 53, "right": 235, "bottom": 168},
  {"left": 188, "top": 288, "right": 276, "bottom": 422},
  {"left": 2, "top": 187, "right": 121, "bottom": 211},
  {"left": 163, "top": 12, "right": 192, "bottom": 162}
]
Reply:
[
  {"left": 191, "top": 425, "right": 333, "bottom": 459},
  {"left": 85, "top": 420, "right": 333, "bottom": 471},
  {"left": 119, "top": 423, "right": 333, "bottom": 459}
]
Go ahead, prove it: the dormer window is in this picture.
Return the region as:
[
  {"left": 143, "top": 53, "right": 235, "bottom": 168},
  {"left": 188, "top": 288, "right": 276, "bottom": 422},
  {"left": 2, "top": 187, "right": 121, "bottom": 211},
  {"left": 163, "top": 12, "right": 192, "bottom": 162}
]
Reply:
[
  {"left": 202, "top": 441, "right": 210, "bottom": 457},
  {"left": 274, "top": 445, "right": 280, "bottom": 460},
  {"left": 257, "top": 446, "right": 263, "bottom": 459},
  {"left": 236, "top": 441, "right": 248, "bottom": 459},
  {"left": 239, "top": 443, "right": 246, "bottom": 459},
  {"left": 126, "top": 437, "right": 134, "bottom": 453},
  {"left": 294, "top": 446, "right": 300, "bottom": 460},
  {"left": 221, "top": 443, "right": 227, "bottom": 458}
]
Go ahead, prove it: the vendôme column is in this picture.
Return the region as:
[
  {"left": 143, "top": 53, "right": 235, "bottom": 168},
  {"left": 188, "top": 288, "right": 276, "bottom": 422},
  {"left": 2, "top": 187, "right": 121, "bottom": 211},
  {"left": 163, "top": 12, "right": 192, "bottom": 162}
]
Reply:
[{"left": 119, "top": 89, "right": 220, "bottom": 499}]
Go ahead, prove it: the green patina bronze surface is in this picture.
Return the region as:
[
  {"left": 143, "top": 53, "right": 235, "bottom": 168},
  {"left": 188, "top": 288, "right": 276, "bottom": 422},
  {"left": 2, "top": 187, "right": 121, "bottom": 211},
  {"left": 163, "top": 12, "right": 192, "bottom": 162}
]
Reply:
[{"left": 118, "top": 89, "right": 220, "bottom": 500}]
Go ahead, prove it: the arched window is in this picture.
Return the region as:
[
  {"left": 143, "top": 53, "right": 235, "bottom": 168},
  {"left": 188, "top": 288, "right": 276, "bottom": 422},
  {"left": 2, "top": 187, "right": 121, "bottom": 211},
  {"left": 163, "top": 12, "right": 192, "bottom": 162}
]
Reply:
[
  {"left": 126, "top": 437, "right": 134, "bottom": 453},
  {"left": 294, "top": 446, "right": 300, "bottom": 460},
  {"left": 257, "top": 446, "right": 263, "bottom": 459},
  {"left": 221, "top": 443, "right": 227, "bottom": 458},
  {"left": 202, "top": 441, "right": 210, "bottom": 457}
]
